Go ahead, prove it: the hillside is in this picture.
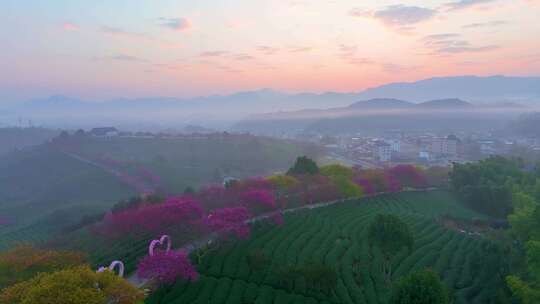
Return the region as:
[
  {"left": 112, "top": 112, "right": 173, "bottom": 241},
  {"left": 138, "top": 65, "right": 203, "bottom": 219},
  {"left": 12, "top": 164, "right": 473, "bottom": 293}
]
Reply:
[
  {"left": 146, "top": 191, "right": 506, "bottom": 304},
  {"left": 0, "top": 127, "right": 59, "bottom": 156},
  {"left": 0, "top": 134, "right": 319, "bottom": 249},
  {"left": 1, "top": 157, "right": 526, "bottom": 303}
]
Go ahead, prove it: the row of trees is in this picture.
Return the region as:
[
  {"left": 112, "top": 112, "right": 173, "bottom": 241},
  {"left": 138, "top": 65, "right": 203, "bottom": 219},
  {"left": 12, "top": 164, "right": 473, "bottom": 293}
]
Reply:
[
  {"left": 506, "top": 172, "right": 540, "bottom": 302},
  {"left": 450, "top": 156, "right": 540, "bottom": 303},
  {"left": 450, "top": 156, "right": 539, "bottom": 218},
  {"left": 94, "top": 157, "right": 438, "bottom": 243}
]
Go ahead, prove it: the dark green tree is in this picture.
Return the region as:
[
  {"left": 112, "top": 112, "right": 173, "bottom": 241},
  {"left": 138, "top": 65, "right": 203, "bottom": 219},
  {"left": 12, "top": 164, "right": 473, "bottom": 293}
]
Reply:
[
  {"left": 390, "top": 269, "right": 449, "bottom": 304},
  {"left": 368, "top": 214, "right": 413, "bottom": 282},
  {"left": 287, "top": 156, "right": 319, "bottom": 175},
  {"left": 449, "top": 156, "right": 532, "bottom": 218}
]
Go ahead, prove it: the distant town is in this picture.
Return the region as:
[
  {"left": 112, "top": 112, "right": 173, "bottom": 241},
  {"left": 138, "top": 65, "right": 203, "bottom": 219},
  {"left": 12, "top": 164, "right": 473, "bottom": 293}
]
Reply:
[
  {"left": 278, "top": 130, "right": 540, "bottom": 168},
  {"left": 46, "top": 126, "right": 540, "bottom": 170}
]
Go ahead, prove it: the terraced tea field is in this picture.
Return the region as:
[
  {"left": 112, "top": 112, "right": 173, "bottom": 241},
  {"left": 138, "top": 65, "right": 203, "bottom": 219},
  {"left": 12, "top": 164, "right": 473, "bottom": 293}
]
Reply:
[{"left": 146, "top": 191, "right": 506, "bottom": 304}]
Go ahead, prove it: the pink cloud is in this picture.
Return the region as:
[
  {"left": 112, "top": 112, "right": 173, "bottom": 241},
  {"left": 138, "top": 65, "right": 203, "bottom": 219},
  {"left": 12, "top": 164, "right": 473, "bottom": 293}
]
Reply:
[
  {"left": 350, "top": 5, "right": 436, "bottom": 28},
  {"left": 199, "top": 51, "right": 228, "bottom": 57},
  {"left": 159, "top": 18, "right": 191, "bottom": 31},
  {"left": 289, "top": 46, "right": 313, "bottom": 53},
  {"left": 256, "top": 46, "right": 279, "bottom": 55},
  {"left": 62, "top": 22, "right": 80, "bottom": 31}
]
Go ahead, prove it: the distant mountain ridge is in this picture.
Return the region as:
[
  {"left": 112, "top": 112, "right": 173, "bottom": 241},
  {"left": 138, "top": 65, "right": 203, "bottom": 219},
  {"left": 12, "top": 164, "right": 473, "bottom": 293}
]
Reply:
[
  {"left": 243, "top": 97, "right": 512, "bottom": 122},
  {"left": 233, "top": 96, "right": 529, "bottom": 135},
  {"left": 356, "top": 75, "right": 540, "bottom": 103},
  {"left": 416, "top": 98, "right": 473, "bottom": 108},
  {"left": 348, "top": 98, "right": 414, "bottom": 109},
  {"left": 2, "top": 75, "right": 538, "bottom": 129}
]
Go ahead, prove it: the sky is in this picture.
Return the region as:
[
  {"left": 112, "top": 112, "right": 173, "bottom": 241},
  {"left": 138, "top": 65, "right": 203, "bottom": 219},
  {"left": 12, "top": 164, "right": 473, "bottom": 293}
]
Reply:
[{"left": 1, "top": 0, "right": 540, "bottom": 101}]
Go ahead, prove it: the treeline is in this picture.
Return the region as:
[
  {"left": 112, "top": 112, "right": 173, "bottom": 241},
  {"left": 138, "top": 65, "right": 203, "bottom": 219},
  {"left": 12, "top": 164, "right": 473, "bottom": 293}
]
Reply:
[
  {"left": 450, "top": 156, "right": 540, "bottom": 303},
  {"left": 91, "top": 157, "right": 444, "bottom": 243},
  {"left": 450, "top": 156, "right": 540, "bottom": 218}
]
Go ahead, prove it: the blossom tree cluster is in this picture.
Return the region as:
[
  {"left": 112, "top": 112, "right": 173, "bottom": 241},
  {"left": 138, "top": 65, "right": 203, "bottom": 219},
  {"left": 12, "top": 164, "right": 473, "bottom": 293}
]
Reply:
[
  {"left": 94, "top": 196, "right": 205, "bottom": 239},
  {"left": 137, "top": 250, "right": 198, "bottom": 284},
  {"left": 206, "top": 207, "right": 252, "bottom": 239},
  {"left": 94, "top": 159, "right": 432, "bottom": 244},
  {"left": 86, "top": 157, "right": 439, "bottom": 287}
]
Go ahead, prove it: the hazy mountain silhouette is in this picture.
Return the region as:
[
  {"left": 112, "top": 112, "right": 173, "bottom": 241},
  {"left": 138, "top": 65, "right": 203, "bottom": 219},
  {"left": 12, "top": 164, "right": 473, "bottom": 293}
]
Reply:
[
  {"left": 3, "top": 75, "right": 539, "bottom": 129},
  {"left": 348, "top": 98, "right": 414, "bottom": 109},
  {"left": 416, "top": 98, "right": 473, "bottom": 108},
  {"left": 356, "top": 75, "right": 540, "bottom": 103}
]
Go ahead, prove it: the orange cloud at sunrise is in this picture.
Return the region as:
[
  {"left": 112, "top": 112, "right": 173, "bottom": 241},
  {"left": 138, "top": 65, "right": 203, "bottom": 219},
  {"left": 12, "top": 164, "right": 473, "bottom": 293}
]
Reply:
[{"left": 1, "top": 0, "right": 539, "bottom": 101}]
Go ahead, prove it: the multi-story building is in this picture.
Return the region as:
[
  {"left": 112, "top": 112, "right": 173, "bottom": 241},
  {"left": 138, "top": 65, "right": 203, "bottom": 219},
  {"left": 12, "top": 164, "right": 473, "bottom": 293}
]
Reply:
[
  {"left": 373, "top": 141, "right": 391, "bottom": 162},
  {"left": 431, "top": 135, "right": 461, "bottom": 158}
]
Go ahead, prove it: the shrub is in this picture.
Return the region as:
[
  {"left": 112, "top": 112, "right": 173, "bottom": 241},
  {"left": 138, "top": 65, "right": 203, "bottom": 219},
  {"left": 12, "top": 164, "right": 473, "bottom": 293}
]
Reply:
[
  {"left": 0, "top": 266, "right": 144, "bottom": 304},
  {"left": 0, "top": 245, "right": 86, "bottom": 289},
  {"left": 389, "top": 269, "right": 449, "bottom": 304}
]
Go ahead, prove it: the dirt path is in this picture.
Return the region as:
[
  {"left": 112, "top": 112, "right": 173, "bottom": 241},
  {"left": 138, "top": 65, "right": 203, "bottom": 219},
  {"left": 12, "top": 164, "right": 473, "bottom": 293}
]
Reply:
[{"left": 60, "top": 151, "right": 156, "bottom": 194}]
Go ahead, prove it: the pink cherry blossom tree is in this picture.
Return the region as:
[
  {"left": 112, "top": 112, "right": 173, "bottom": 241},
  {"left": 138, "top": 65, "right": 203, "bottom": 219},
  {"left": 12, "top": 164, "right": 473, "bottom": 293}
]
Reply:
[
  {"left": 206, "top": 207, "right": 251, "bottom": 239},
  {"left": 240, "top": 189, "right": 276, "bottom": 213},
  {"left": 387, "top": 165, "right": 427, "bottom": 188},
  {"left": 94, "top": 196, "right": 205, "bottom": 239},
  {"left": 137, "top": 250, "right": 198, "bottom": 284},
  {"left": 354, "top": 178, "right": 376, "bottom": 195},
  {"left": 383, "top": 172, "right": 402, "bottom": 192}
]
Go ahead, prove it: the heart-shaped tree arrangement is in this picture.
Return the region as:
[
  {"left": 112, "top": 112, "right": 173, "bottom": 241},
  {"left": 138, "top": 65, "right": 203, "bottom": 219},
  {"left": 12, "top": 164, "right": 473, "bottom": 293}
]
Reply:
[
  {"left": 97, "top": 260, "right": 125, "bottom": 277},
  {"left": 148, "top": 234, "right": 172, "bottom": 256},
  {"left": 137, "top": 235, "right": 199, "bottom": 284}
]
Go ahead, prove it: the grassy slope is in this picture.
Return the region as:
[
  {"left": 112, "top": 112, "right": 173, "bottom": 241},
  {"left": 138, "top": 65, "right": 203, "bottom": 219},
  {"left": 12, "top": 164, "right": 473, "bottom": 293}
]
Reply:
[
  {"left": 0, "top": 135, "right": 317, "bottom": 250},
  {"left": 147, "top": 191, "right": 505, "bottom": 304},
  {"left": 0, "top": 127, "right": 59, "bottom": 157},
  {"left": 72, "top": 135, "right": 316, "bottom": 192},
  {"left": 0, "top": 145, "right": 134, "bottom": 249}
]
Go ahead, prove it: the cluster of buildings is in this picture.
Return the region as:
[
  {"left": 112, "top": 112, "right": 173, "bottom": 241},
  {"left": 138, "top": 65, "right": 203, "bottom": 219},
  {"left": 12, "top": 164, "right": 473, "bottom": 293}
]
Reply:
[
  {"left": 81, "top": 127, "right": 256, "bottom": 141},
  {"left": 309, "top": 131, "right": 526, "bottom": 167}
]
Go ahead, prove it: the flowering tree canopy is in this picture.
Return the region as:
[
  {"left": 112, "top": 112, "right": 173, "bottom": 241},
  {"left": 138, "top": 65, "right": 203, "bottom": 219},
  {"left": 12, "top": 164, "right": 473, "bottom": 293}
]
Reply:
[
  {"left": 356, "top": 169, "right": 390, "bottom": 193},
  {"left": 387, "top": 165, "right": 427, "bottom": 189},
  {"left": 206, "top": 207, "right": 251, "bottom": 239},
  {"left": 137, "top": 250, "right": 198, "bottom": 284},
  {"left": 240, "top": 189, "right": 276, "bottom": 210},
  {"left": 354, "top": 178, "right": 376, "bottom": 195},
  {"left": 95, "top": 197, "right": 205, "bottom": 238},
  {"left": 384, "top": 173, "right": 402, "bottom": 193}
]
